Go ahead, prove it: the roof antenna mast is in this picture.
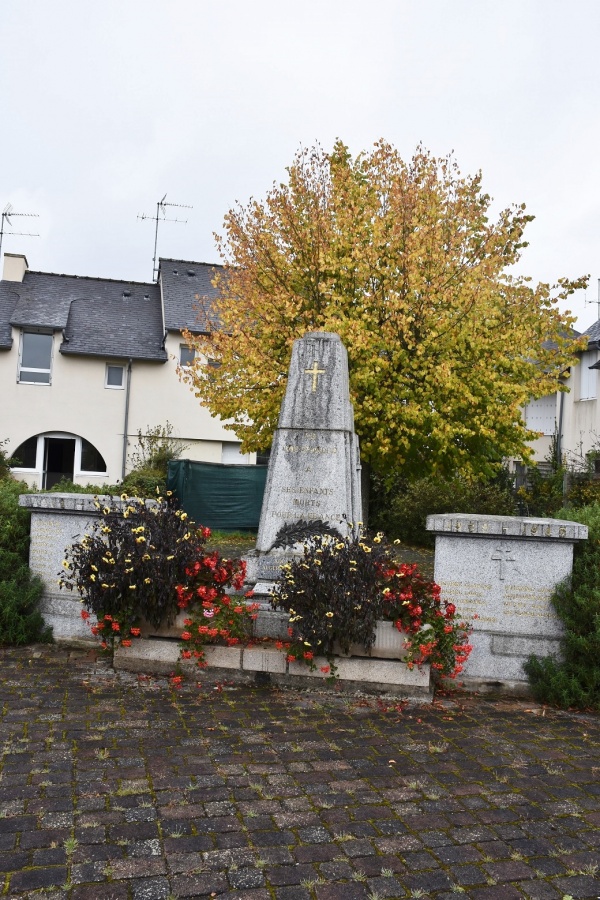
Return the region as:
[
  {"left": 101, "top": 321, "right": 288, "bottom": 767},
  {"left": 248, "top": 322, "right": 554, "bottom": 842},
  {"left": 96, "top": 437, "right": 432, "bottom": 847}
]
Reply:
[
  {"left": 0, "top": 203, "right": 40, "bottom": 260},
  {"left": 584, "top": 278, "right": 600, "bottom": 322},
  {"left": 138, "top": 194, "right": 193, "bottom": 281}
]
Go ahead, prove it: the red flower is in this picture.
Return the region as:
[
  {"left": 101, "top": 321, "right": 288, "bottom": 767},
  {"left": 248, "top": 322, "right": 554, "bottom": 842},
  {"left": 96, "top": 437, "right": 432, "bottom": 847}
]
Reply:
[
  {"left": 130, "top": 627, "right": 141, "bottom": 637},
  {"left": 320, "top": 665, "right": 330, "bottom": 674},
  {"left": 121, "top": 639, "right": 132, "bottom": 647},
  {"left": 111, "top": 621, "right": 120, "bottom": 632},
  {"left": 303, "top": 651, "right": 313, "bottom": 661},
  {"left": 181, "top": 650, "right": 192, "bottom": 659},
  {"left": 181, "top": 631, "right": 192, "bottom": 641},
  {"left": 80, "top": 609, "right": 90, "bottom": 620}
]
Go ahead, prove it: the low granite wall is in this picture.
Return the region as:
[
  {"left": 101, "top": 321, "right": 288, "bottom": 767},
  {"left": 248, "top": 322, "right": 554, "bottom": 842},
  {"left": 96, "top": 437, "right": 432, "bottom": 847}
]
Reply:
[
  {"left": 426, "top": 513, "right": 588, "bottom": 694},
  {"left": 19, "top": 493, "right": 109, "bottom": 644}
]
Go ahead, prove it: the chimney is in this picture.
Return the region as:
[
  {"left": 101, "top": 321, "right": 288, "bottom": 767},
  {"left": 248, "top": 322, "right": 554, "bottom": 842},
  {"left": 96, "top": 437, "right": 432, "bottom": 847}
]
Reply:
[{"left": 2, "top": 253, "right": 28, "bottom": 282}]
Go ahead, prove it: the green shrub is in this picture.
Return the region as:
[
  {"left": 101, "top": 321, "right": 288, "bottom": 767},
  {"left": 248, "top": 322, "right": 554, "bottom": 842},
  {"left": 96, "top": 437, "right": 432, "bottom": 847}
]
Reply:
[
  {"left": 0, "top": 478, "right": 52, "bottom": 646},
  {"left": 524, "top": 503, "right": 600, "bottom": 711},
  {"left": 372, "top": 473, "right": 516, "bottom": 547}
]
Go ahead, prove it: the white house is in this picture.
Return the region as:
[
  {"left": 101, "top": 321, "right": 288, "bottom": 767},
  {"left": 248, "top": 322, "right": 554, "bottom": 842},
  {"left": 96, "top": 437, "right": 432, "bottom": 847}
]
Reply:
[
  {"left": 0, "top": 252, "right": 254, "bottom": 489},
  {"left": 558, "top": 320, "right": 600, "bottom": 467},
  {"left": 520, "top": 320, "right": 600, "bottom": 471}
]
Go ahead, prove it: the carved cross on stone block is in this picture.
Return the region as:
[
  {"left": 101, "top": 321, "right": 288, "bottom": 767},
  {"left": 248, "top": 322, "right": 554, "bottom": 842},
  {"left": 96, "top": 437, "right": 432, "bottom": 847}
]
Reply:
[
  {"left": 491, "top": 545, "right": 516, "bottom": 580},
  {"left": 304, "top": 360, "right": 326, "bottom": 392}
]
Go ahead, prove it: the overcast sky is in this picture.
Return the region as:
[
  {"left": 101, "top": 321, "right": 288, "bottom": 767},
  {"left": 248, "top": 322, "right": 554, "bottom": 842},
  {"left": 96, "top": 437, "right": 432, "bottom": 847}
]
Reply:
[{"left": 1, "top": 0, "right": 599, "bottom": 330}]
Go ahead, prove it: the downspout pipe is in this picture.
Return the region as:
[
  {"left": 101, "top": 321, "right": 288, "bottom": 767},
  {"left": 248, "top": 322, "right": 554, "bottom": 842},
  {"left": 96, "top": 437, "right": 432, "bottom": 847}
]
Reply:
[{"left": 122, "top": 359, "right": 133, "bottom": 481}]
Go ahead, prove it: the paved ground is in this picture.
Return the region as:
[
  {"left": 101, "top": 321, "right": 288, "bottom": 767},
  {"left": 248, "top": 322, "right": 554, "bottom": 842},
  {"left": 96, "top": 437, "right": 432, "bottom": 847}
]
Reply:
[{"left": 0, "top": 646, "right": 599, "bottom": 900}]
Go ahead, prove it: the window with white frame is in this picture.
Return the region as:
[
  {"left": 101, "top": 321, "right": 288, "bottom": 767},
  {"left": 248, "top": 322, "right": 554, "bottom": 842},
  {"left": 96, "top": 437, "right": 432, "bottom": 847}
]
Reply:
[
  {"left": 580, "top": 350, "right": 598, "bottom": 400},
  {"left": 18, "top": 331, "right": 53, "bottom": 384},
  {"left": 179, "top": 345, "right": 195, "bottom": 367},
  {"left": 105, "top": 364, "right": 125, "bottom": 389}
]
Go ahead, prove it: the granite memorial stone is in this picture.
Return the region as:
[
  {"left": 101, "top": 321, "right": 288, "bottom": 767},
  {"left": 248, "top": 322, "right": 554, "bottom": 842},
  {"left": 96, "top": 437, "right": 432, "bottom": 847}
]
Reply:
[
  {"left": 426, "top": 513, "right": 588, "bottom": 690},
  {"left": 251, "top": 331, "right": 362, "bottom": 590}
]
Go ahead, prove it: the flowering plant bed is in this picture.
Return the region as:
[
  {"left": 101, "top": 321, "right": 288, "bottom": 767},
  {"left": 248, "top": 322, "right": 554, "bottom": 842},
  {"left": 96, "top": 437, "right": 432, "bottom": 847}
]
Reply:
[
  {"left": 59, "top": 494, "right": 256, "bottom": 663},
  {"left": 270, "top": 530, "right": 472, "bottom": 681},
  {"left": 174, "top": 552, "right": 259, "bottom": 667}
]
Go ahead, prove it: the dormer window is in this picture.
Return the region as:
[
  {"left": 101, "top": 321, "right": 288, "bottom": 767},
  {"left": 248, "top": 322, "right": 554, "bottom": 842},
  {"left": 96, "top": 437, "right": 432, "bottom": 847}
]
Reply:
[{"left": 18, "top": 331, "right": 53, "bottom": 384}]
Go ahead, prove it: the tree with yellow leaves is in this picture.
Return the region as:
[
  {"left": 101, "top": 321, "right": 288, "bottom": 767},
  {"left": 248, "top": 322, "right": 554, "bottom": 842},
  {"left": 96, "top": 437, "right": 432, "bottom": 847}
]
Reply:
[{"left": 180, "top": 141, "right": 586, "bottom": 479}]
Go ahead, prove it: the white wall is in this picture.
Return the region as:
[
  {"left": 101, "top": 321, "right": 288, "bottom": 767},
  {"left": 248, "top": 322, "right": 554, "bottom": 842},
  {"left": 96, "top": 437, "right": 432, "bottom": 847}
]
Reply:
[
  {"left": 560, "top": 351, "right": 600, "bottom": 463},
  {"left": 2, "top": 328, "right": 254, "bottom": 486}
]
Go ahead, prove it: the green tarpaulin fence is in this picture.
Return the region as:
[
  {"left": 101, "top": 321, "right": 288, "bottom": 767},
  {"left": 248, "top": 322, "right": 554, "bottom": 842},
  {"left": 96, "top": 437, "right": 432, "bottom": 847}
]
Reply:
[{"left": 167, "top": 459, "right": 267, "bottom": 531}]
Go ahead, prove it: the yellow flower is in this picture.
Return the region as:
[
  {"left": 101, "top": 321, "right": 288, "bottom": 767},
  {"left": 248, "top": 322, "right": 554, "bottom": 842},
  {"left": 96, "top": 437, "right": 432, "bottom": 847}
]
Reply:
[
  {"left": 144, "top": 578, "right": 151, "bottom": 584},
  {"left": 101, "top": 583, "right": 109, "bottom": 588},
  {"left": 325, "top": 611, "right": 334, "bottom": 618},
  {"left": 129, "top": 585, "right": 136, "bottom": 590},
  {"left": 90, "top": 574, "right": 96, "bottom": 581},
  {"left": 62, "top": 560, "right": 70, "bottom": 569},
  {"left": 166, "top": 555, "right": 174, "bottom": 560},
  {"left": 91, "top": 564, "right": 98, "bottom": 572},
  {"left": 135, "top": 537, "right": 146, "bottom": 544}
]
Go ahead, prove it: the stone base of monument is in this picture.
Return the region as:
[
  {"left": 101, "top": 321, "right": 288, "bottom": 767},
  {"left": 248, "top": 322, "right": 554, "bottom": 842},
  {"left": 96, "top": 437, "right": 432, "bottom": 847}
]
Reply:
[
  {"left": 113, "top": 638, "right": 432, "bottom": 698},
  {"left": 38, "top": 594, "right": 98, "bottom": 647}
]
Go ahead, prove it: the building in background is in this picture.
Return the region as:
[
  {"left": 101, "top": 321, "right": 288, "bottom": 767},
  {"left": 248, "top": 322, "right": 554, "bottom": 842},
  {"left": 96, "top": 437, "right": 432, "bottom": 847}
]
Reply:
[{"left": 0, "top": 253, "right": 253, "bottom": 489}]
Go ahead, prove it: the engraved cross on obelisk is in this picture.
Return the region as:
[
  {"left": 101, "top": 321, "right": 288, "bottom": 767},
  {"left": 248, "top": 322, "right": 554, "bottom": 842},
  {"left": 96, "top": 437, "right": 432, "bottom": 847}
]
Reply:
[
  {"left": 491, "top": 546, "right": 516, "bottom": 580},
  {"left": 304, "top": 360, "right": 326, "bottom": 392}
]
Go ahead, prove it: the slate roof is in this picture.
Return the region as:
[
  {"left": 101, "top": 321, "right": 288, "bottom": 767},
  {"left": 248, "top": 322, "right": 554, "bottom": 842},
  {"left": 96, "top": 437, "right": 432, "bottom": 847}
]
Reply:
[
  {"left": 159, "top": 259, "right": 222, "bottom": 333},
  {"left": 0, "top": 258, "right": 224, "bottom": 360},
  {"left": 61, "top": 287, "right": 166, "bottom": 361},
  {"left": 582, "top": 319, "right": 600, "bottom": 346}
]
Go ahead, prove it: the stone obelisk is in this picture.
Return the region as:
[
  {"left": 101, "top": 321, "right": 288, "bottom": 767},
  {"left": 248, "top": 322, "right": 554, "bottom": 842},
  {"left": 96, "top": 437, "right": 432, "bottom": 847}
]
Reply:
[{"left": 252, "top": 332, "right": 362, "bottom": 588}]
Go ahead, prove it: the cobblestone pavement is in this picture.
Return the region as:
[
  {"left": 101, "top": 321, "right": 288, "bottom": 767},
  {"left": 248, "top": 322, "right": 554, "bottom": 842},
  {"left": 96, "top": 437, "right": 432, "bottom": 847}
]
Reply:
[{"left": 0, "top": 646, "right": 599, "bottom": 900}]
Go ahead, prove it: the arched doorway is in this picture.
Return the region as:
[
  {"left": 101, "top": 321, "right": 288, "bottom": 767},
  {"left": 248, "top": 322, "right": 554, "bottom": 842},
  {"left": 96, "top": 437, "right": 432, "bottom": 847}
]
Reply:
[{"left": 11, "top": 433, "right": 107, "bottom": 489}]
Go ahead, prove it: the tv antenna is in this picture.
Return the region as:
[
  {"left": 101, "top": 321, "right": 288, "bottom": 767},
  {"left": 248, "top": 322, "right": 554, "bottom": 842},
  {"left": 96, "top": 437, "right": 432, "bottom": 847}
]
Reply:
[
  {"left": 0, "top": 203, "right": 40, "bottom": 261},
  {"left": 138, "top": 194, "right": 192, "bottom": 281},
  {"left": 584, "top": 278, "right": 600, "bottom": 321}
]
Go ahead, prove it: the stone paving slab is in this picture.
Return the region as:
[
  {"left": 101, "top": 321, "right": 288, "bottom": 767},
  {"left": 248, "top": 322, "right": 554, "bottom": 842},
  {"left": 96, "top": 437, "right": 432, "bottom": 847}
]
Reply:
[{"left": 0, "top": 645, "right": 599, "bottom": 899}]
